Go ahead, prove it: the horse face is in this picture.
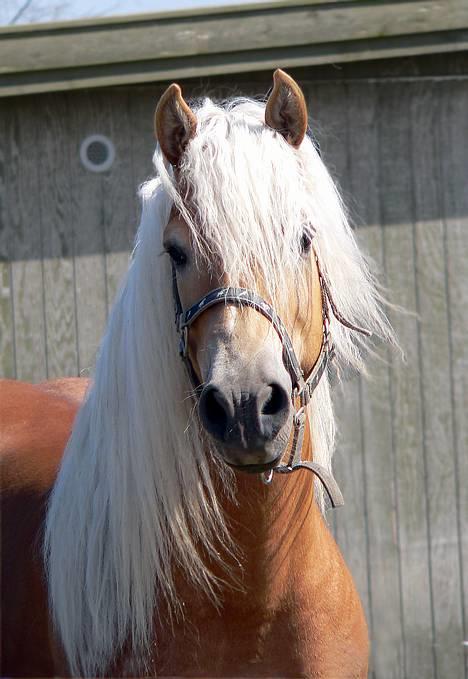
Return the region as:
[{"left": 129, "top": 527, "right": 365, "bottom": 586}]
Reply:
[
  {"left": 163, "top": 213, "right": 324, "bottom": 471},
  {"left": 157, "top": 69, "right": 323, "bottom": 471}
]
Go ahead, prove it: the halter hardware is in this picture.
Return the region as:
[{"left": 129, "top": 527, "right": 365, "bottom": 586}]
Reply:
[{"left": 170, "top": 251, "right": 371, "bottom": 509}]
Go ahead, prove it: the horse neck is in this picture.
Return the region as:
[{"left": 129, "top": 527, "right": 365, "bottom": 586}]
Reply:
[{"left": 218, "top": 421, "right": 330, "bottom": 607}]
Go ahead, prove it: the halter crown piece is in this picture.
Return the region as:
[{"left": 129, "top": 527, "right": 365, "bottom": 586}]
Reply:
[{"left": 171, "top": 245, "right": 373, "bottom": 510}]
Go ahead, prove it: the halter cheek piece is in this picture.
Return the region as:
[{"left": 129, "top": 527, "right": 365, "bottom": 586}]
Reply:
[{"left": 171, "top": 251, "right": 371, "bottom": 509}]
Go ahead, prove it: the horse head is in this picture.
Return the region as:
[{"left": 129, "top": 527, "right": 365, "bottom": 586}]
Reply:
[{"left": 155, "top": 70, "right": 329, "bottom": 474}]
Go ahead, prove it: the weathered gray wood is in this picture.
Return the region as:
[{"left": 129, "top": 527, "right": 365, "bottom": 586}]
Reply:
[
  {"left": 129, "top": 88, "right": 160, "bottom": 192},
  {"left": 379, "top": 82, "right": 435, "bottom": 679},
  {"left": 0, "top": 263, "right": 13, "bottom": 378},
  {"left": 438, "top": 80, "right": 468, "bottom": 678},
  {"left": 3, "top": 1, "right": 467, "bottom": 75},
  {"left": 37, "top": 94, "right": 79, "bottom": 378},
  {"left": 340, "top": 81, "right": 378, "bottom": 666},
  {"left": 1, "top": 71, "right": 467, "bottom": 679},
  {"left": 310, "top": 81, "right": 372, "bottom": 637},
  {"left": 4, "top": 34, "right": 468, "bottom": 99},
  {"left": 128, "top": 87, "right": 162, "bottom": 258},
  {"left": 69, "top": 91, "right": 108, "bottom": 375},
  {"left": 5, "top": 100, "right": 47, "bottom": 382},
  {"left": 411, "top": 81, "right": 465, "bottom": 679},
  {"left": 1, "top": 1, "right": 468, "bottom": 97},
  {"left": 344, "top": 83, "right": 396, "bottom": 679},
  {"left": 0, "top": 101, "right": 15, "bottom": 379},
  {"left": 354, "top": 82, "right": 405, "bottom": 679},
  {"left": 99, "top": 90, "right": 137, "bottom": 311}
]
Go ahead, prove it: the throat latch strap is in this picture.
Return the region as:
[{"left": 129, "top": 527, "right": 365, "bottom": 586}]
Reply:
[
  {"left": 266, "top": 408, "right": 344, "bottom": 508},
  {"left": 275, "top": 460, "right": 344, "bottom": 508}
]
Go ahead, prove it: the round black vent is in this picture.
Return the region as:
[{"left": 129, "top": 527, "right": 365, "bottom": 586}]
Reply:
[{"left": 80, "top": 135, "right": 115, "bottom": 173}]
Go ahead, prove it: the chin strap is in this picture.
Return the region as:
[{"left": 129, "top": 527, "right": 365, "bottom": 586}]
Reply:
[{"left": 261, "top": 409, "right": 344, "bottom": 509}]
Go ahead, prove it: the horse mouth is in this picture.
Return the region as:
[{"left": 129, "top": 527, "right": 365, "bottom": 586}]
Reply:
[
  {"left": 209, "top": 424, "right": 291, "bottom": 474},
  {"left": 225, "top": 454, "right": 283, "bottom": 475}
]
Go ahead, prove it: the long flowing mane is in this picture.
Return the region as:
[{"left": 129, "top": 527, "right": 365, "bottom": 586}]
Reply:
[{"left": 44, "top": 96, "right": 395, "bottom": 676}]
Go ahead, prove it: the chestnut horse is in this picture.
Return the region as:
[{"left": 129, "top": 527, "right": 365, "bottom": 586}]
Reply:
[{"left": 1, "top": 70, "right": 395, "bottom": 677}]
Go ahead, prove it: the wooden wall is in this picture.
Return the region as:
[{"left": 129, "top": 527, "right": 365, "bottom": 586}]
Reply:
[{"left": 1, "top": 73, "right": 467, "bottom": 678}]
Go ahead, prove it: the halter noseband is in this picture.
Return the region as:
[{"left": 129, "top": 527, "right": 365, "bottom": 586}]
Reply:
[{"left": 171, "top": 252, "right": 371, "bottom": 509}]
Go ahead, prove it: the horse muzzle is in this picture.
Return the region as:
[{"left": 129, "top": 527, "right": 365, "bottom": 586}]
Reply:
[{"left": 198, "top": 378, "right": 293, "bottom": 468}]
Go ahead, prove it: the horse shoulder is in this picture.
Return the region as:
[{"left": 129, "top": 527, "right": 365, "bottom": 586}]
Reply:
[
  {"left": 0, "top": 378, "right": 88, "bottom": 494},
  {"left": 296, "top": 521, "right": 370, "bottom": 677},
  {"left": 0, "top": 378, "right": 87, "bottom": 677}
]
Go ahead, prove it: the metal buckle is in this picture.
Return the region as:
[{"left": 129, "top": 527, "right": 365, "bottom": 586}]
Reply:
[
  {"left": 300, "top": 386, "right": 311, "bottom": 408},
  {"left": 294, "top": 407, "right": 306, "bottom": 428},
  {"left": 262, "top": 469, "right": 274, "bottom": 485}
]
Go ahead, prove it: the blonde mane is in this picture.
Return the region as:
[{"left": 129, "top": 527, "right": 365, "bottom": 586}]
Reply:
[{"left": 44, "top": 96, "right": 395, "bottom": 676}]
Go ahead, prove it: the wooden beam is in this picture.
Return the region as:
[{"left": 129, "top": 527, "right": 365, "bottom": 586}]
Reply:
[{"left": 1, "top": 0, "right": 467, "bottom": 97}]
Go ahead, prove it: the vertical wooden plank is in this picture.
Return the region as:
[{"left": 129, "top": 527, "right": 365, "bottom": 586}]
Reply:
[
  {"left": 311, "top": 82, "right": 372, "bottom": 640},
  {"left": 37, "top": 93, "right": 79, "bottom": 378},
  {"left": 129, "top": 87, "right": 159, "bottom": 193},
  {"left": 379, "top": 82, "right": 435, "bottom": 679},
  {"left": 411, "top": 81, "right": 464, "bottom": 679},
  {"left": 438, "top": 80, "right": 468, "bottom": 678},
  {"left": 342, "top": 82, "right": 383, "bottom": 653},
  {"left": 102, "top": 91, "right": 137, "bottom": 311},
  {"left": 69, "top": 91, "right": 109, "bottom": 375},
  {"left": 6, "top": 99, "right": 47, "bottom": 382},
  {"left": 352, "top": 81, "right": 405, "bottom": 679},
  {"left": 127, "top": 86, "right": 163, "bottom": 278},
  {"left": 0, "top": 100, "right": 16, "bottom": 379}
]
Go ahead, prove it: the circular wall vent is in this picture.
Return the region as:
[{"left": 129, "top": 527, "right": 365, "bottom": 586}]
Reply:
[{"left": 80, "top": 134, "right": 115, "bottom": 173}]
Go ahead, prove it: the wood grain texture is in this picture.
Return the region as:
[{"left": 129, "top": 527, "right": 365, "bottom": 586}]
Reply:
[
  {"left": 341, "top": 80, "right": 379, "bottom": 655},
  {"left": 37, "top": 94, "right": 79, "bottom": 378},
  {"left": 98, "top": 90, "right": 137, "bottom": 312},
  {"left": 411, "top": 81, "right": 465, "bottom": 679},
  {"left": 1, "top": 74, "right": 467, "bottom": 678},
  {"left": 128, "top": 86, "right": 164, "bottom": 273},
  {"left": 2, "top": 1, "right": 468, "bottom": 96},
  {"left": 438, "top": 80, "right": 468, "bottom": 679},
  {"left": 3, "top": 1, "right": 467, "bottom": 75},
  {"left": 5, "top": 100, "right": 47, "bottom": 382},
  {"left": 349, "top": 82, "right": 403, "bottom": 679},
  {"left": 129, "top": 88, "right": 160, "bottom": 192},
  {"left": 68, "top": 91, "right": 108, "bottom": 376},
  {"left": 5, "top": 35, "right": 468, "bottom": 99},
  {"left": 379, "top": 82, "right": 435, "bottom": 679},
  {"left": 0, "top": 101, "right": 15, "bottom": 379}
]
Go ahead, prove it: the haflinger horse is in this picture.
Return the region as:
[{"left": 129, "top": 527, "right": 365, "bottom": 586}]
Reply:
[{"left": 1, "top": 70, "right": 395, "bottom": 678}]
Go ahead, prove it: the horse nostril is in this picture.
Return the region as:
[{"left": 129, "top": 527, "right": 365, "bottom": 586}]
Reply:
[
  {"left": 199, "top": 380, "right": 291, "bottom": 449},
  {"left": 199, "top": 385, "right": 229, "bottom": 441},
  {"left": 261, "top": 383, "right": 289, "bottom": 417}
]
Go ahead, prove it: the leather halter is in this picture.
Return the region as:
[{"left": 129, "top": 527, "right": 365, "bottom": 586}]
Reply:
[{"left": 171, "top": 252, "right": 371, "bottom": 509}]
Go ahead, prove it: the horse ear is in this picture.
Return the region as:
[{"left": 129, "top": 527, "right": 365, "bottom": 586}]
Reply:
[
  {"left": 154, "top": 83, "right": 197, "bottom": 166},
  {"left": 265, "top": 69, "right": 308, "bottom": 149}
]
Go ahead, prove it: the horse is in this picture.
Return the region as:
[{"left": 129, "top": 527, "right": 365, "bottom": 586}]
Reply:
[{"left": 0, "top": 69, "right": 396, "bottom": 678}]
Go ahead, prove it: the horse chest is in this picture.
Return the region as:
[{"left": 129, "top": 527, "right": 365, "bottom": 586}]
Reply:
[
  {"left": 153, "top": 599, "right": 313, "bottom": 676},
  {"left": 150, "top": 577, "right": 368, "bottom": 678}
]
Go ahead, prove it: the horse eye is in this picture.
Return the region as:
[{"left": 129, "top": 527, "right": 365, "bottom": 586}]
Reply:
[
  {"left": 300, "top": 231, "right": 313, "bottom": 256},
  {"left": 166, "top": 244, "right": 188, "bottom": 268}
]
